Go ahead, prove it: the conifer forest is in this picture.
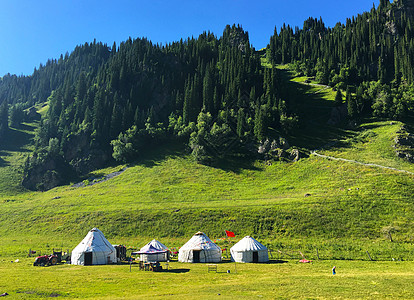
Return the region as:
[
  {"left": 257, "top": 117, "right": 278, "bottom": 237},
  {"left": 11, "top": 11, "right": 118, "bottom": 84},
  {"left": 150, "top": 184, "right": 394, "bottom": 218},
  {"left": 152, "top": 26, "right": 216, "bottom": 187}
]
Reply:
[{"left": 1, "top": 0, "right": 414, "bottom": 190}]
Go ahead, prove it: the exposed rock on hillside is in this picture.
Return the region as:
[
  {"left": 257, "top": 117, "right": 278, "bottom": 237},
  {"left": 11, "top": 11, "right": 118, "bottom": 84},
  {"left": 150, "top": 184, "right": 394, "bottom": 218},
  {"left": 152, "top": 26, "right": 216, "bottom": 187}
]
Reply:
[
  {"left": 63, "top": 129, "right": 110, "bottom": 175},
  {"left": 393, "top": 125, "right": 414, "bottom": 163},
  {"left": 22, "top": 128, "right": 112, "bottom": 191},
  {"left": 257, "top": 138, "right": 305, "bottom": 162},
  {"left": 22, "top": 154, "right": 76, "bottom": 191}
]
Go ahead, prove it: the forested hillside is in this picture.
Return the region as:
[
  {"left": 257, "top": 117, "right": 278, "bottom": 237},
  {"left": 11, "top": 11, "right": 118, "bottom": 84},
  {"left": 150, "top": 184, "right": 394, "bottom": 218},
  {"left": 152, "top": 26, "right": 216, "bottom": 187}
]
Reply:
[
  {"left": 267, "top": 0, "right": 414, "bottom": 119},
  {"left": 2, "top": 25, "right": 298, "bottom": 190},
  {"left": 0, "top": 0, "right": 414, "bottom": 190}
]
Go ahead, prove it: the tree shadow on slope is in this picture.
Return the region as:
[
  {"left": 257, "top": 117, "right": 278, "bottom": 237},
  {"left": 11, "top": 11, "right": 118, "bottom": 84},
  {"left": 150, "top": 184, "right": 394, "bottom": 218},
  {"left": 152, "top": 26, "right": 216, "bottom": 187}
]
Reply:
[
  {"left": 207, "top": 152, "right": 262, "bottom": 173},
  {"left": 16, "top": 123, "right": 37, "bottom": 132},
  {"left": 0, "top": 154, "right": 10, "bottom": 167},
  {"left": 277, "top": 68, "right": 359, "bottom": 151},
  {"left": 130, "top": 140, "right": 187, "bottom": 169},
  {"left": 1, "top": 127, "right": 34, "bottom": 152},
  {"left": 129, "top": 140, "right": 261, "bottom": 174}
]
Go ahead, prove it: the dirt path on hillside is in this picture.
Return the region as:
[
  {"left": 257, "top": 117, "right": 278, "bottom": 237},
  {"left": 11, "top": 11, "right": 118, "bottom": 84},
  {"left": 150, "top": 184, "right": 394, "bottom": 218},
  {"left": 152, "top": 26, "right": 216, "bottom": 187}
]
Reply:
[
  {"left": 311, "top": 151, "right": 414, "bottom": 175},
  {"left": 72, "top": 167, "right": 128, "bottom": 188}
]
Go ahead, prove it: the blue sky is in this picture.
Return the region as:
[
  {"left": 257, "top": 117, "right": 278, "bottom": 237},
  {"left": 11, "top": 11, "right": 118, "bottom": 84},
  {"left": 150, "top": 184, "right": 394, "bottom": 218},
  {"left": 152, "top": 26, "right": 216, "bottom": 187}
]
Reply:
[{"left": 0, "top": 0, "right": 380, "bottom": 76}]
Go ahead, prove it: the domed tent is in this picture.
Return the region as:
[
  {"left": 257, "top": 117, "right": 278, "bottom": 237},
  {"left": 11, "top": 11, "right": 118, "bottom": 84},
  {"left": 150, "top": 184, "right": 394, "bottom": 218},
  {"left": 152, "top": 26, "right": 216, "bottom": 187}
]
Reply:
[
  {"left": 71, "top": 228, "right": 117, "bottom": 265},
  {"left": 178, "top": 232, "right": 221, "bottom": 263},
  {"left": 138, "top": 239, "right": 169, "bottom": 262},
  {"left": 230, "top": 236, "right": 269, "bottom": 263}
]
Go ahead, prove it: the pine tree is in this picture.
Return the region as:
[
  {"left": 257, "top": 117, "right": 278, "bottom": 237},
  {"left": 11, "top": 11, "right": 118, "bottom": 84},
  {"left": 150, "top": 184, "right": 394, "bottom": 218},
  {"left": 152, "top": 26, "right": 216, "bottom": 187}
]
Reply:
[
  {"left": 236, "top": 108, "right": 245, "bottom": 138},
  {"left": 202, "top": 65, "right": 214, "bottom": 112},
  {"left": 183, "top": 77, "right": 192, "bottom": 124},
  {"left": 9, "top": 104, "right": 24, "bottom": 128},
  {"left": 335, "top": 89, "right": 343, "bottom": 106},
  {"left": 347, "top": 89, "right": 356, "bottom": 119},
  {"left": 0, "top": 101, "right": 9, "bottom": 137},
  {"left": 254, "top": 105, "right": 265, "bottom": 141},
  {"left": 377, "top": 56, "right": 385, "bottom": 83},
  {"left": 110, "top": 93, "right": 122, "bottom": 138}
]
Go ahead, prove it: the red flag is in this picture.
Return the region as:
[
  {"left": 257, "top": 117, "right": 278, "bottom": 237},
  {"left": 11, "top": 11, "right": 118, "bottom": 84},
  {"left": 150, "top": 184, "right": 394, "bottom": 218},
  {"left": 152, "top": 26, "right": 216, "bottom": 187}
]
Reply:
[{"left": 225, "top": 230, "right": 235, "bottom": 237}]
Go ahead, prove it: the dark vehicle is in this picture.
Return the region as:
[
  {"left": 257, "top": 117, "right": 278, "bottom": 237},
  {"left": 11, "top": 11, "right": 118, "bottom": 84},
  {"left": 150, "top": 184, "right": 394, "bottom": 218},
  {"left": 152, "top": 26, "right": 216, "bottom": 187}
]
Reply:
[{"left": 33, "top": 250, "right": 70, "bottom": 266}]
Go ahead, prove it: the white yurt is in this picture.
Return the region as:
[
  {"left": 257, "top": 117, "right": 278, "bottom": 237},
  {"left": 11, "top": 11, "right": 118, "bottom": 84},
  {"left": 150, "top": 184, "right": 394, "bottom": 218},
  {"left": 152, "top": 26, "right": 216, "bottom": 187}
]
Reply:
[
  {"left": 71, "top": 228, "right": 117, "bottom": 265},
  {"left": 230, "top": 236, "right": 269, "bottom": 263},
  {"left": 178, "top": 232, "right": 222, "bottom": 263},
  {"left": 138, "top": 239, "right": 169, "bottom": 262}
]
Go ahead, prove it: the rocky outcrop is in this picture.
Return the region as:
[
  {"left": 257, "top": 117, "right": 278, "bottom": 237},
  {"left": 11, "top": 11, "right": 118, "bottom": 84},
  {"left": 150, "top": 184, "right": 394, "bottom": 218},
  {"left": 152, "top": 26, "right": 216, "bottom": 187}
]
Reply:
[
  {"left": 289, "top": 149, "right": 301, "bottom": 162},
  {"left": 22, "top": 129, "right": 112, "bottom": 191},
  {"left": 257, "top": 137, "right": 305, "bottom": 162},
  {"left": 63, "top": 130, "right": 110, "bottom": 175},
  {"left": 393, "top": 125, "right": 414, "bottom": 163},
  {"left": 22, "top": 154, "right": 76, "bottom": 191}
]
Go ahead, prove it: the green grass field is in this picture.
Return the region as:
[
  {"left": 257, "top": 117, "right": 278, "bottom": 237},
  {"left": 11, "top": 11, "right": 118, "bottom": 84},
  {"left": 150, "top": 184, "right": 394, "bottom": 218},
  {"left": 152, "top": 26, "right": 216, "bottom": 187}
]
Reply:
[
  {"left": 1, "top": 66, "right": 414, "bottom": 298},
  {"left": 1, "top": 257, "right": 413, "bottom": 299}
]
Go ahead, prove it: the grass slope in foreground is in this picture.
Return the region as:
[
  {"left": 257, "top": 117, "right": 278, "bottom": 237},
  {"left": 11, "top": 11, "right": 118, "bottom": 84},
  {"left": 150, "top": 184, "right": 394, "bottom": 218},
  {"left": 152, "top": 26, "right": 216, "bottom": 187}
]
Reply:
[
  {"left": 1, "top": 70, "right": 414, "bottom": 298},
  {"left": 1, "top": 109, "right": 414, "bottom": 261},
  {"left": 0, "top": 258, "right": 414, "bottom": 299}
]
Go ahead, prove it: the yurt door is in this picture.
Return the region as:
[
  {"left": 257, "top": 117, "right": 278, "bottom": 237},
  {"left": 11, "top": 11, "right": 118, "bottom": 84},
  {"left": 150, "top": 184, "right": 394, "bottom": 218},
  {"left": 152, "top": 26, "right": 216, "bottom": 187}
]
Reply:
[
  {"left": 84, "top": 252, "right": 93, "bottom": 265},
  {"left": 253, "top": 251, "right": 259, "bottom": 263},
  {"left": 193, "top": 250, "right": 201, "bottom": 263}
]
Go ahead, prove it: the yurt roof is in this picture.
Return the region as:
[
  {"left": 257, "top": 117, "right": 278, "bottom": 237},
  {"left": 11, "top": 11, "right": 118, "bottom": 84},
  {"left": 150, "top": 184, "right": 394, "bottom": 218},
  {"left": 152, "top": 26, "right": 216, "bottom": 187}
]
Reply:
[
  {"left": 137, "top": 244, "right": 167, "bottom": 254},
  {"left": 72, "top": 227, "right": 115, "bottom": 253},
  {"left": 230, "top": 236, "right": 268, "bottom": 252},
  {"left": 141, "top": 239, "right": 168, "bottom": 251},
  {"left": 180, "top": 232, "right": 221, "bottom": 251}
]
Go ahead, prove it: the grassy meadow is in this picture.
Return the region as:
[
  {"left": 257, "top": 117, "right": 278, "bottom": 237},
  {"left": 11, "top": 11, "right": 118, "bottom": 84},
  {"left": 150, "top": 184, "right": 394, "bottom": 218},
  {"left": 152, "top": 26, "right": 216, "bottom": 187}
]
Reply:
[
  {"left": 1, "top": 67, "right": 414, "bottom": 298},
  {"left": 1, "top": 257, "right": 414, "bottom": 299}
]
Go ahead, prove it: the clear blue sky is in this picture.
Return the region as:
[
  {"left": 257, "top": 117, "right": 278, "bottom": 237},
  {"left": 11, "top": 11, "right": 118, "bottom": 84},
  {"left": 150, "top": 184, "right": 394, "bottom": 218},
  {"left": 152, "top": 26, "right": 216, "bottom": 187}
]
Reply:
[{"left": 0, "top": 0, "right": 380, "bottom": 77}]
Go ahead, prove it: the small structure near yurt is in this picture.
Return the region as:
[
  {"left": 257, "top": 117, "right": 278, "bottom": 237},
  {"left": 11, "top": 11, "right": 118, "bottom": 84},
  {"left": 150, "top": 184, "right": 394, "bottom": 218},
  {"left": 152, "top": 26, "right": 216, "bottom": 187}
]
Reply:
[
  {"left": 230, "top": 236, "right": 269, "bottom": 263},
  {"left": 178, "top": 232, "right": 221, "bottom": 263},
  {"left": 137, "top": 240, "right": 169, "bottom": 262},
  {"left": 71, "top": 228, "right": 117, "bottom": 266}
]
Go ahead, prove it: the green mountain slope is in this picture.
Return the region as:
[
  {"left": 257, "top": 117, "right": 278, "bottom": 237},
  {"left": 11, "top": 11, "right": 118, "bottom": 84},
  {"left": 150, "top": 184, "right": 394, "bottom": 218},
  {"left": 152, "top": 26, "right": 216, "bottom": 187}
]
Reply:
[
  {"left": 4, "top": 1, "right": 414, "bottom": 192},
  {"left": 1, "top": 71, "right": 414, "bottom": 261},
  {"left": 0, "top": 124, "right": 36, "bottom": 196},
  {"left": 2, "top": 1, "right": 414, "bottom": 262}
]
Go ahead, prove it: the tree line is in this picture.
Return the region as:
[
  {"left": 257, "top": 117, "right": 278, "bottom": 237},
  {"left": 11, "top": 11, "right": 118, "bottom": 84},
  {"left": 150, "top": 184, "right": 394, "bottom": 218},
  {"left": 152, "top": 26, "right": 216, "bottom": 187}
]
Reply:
[
  {"left": 267, "top": 0, "right": 414, "bottom": 119},
  {"left": 1, "top": 0, "right": 414, "bottom": 189},
  {"left": 4, "top": 25, "right": 298, "bottom": 190}
]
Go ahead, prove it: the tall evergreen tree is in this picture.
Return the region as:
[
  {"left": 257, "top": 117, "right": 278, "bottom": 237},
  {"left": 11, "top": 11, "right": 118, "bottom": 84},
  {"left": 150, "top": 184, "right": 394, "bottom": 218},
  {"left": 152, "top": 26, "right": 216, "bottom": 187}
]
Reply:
[
  {"left": 347, "top": 89, "right": 357, "bottom": 119},
  {"left": 335, "top": 89, "right": 344, "bottom": 106},
  {"left": 0, "top": 101, "right": 8, "bottom": 138}
]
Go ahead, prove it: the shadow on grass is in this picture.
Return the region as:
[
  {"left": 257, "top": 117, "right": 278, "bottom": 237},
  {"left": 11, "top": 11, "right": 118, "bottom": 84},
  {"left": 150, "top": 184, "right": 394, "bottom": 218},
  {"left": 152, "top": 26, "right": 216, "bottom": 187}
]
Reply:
[
  {"left": 0, "top": 156, "right": 10, "bottom": 167},
  {"left": 131, "top": 140, "right": 186, "bottom": 169},
  {"left": 130, "top": 140, "right": 262, "bottom": 174},
  {"left": 16, "top": 123, "right": 37, "bottom": 131},
  {"left": 360, "top": 122, "right": 390, "bottom": 130},
  {"left": 277, "top": 68, "right": 359, "bottom": 151},
  {"left": 268, "top": 259, "right": 289, "bottom": 264},
  {"left": 0, "top": 128, "right": 34, "bottom": 152},
  {"left": 163, "top": 268, "right": 190, "bottom": 273},
  {"left": 207, "top": 153, "right": 262, "bottom": 174}
]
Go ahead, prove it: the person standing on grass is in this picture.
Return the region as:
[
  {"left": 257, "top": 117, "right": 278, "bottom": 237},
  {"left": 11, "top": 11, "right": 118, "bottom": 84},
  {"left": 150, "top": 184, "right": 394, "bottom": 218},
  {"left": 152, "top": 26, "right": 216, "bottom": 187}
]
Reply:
[{"left": 332, "top": 266, "right": 336, "bottom": 275}]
